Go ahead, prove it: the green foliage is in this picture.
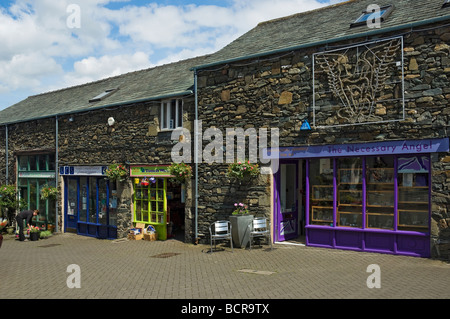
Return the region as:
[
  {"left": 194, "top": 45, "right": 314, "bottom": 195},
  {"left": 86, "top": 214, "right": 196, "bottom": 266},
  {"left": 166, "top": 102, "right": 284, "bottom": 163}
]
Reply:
[
  {"left": 168, "top": 162, "right": 192, "bottom": 184},
  {"left": 105, "top": 164, "right": 128, "bottom": 182},
  {"left": 40, "top": 185, "right": 57, "bottom": 200},
  {"left": 227, "top": 160, "right": 260, "bottom": 180},
  {"left": 232, "top": 202, "right": 249, "bottom": 215},
  {"left": 0, "top": 185, "right": 27, "bottom": 222}
]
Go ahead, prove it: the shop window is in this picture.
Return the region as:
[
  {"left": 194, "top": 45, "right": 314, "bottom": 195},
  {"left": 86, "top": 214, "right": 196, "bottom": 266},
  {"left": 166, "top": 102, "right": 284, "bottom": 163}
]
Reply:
[
  {"left": 160, "top": 99, "right": 183, "bottom": 130},
  {"left": 366, "top": 156, "right": 395, "bottom": 230},
  {"left": 337, "top": 158, "right": 362, "bottom": 228},
  {"left": 309, "top": 158, "right": 334, "bottom": 226},
  {"left": 397, "top": 156, "right": 430, "bottom": 233},
  {"left": 134, "top": 178, "right": 166, "bottom": 225}
]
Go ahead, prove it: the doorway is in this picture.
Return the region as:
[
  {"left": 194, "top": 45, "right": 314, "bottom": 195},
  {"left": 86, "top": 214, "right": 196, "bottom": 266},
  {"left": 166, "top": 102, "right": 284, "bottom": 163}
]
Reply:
[{"left": 64, "top": 176, "right": 117, "bottom": 239}]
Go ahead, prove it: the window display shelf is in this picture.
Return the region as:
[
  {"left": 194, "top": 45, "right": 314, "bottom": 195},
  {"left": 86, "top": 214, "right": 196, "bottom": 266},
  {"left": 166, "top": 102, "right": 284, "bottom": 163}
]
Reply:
[
  {"left": 338, "top": 190, "right": 363, "bottom": 206},
  {"left": 366, "top": 190, "right": 394, "bottom": 207},
  {"left": 311, "top": 185, "right": 333, "bottom": 201},
  {"left": 366, "top": 213, "right": 394, "bottom": 229},
  {"left": 338, "top": 212, "right": 362, "bottom": 228},
  {"left": 398, "top": 209, "right": 428, "bottom": 228},
  {"left": 311, "top": 206, "right": 333, "bottom": 223},
  {"left": 366, "top": 167, "right": 394, "bottom": 184}
]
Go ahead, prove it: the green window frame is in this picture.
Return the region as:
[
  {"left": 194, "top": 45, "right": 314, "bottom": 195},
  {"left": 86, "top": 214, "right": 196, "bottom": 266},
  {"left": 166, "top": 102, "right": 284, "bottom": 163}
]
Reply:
[{"left": 133, "top": 177, "right": 167, "bottom": 226}]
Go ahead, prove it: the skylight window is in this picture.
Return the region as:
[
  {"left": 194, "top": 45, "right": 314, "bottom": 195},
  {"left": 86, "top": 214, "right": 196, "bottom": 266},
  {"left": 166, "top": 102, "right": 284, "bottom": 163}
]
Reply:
[
  {"left": 350, "top": 5, "right": 393, "bottom": 28},
  {"left": 443, "top": 0, "right": 450, "bottom": 8},
  {"left": 89, "top": 88, "right": 117, "bottom": 103}
]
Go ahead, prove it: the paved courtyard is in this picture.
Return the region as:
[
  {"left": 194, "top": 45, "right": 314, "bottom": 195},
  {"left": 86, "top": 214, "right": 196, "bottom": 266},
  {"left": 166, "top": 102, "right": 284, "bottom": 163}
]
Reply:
[{"left": 1, "top": 232, "right": 449, "bottom": 302}]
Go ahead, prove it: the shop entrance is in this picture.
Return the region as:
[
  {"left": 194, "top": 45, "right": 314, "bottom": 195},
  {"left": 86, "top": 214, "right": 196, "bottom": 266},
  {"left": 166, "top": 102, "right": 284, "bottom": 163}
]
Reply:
[
  {"left": 274, "top": 160, "right": 305, "bottom": 242},
  {"left": 64, "top": 176, "right": 117, "bottom": 239}
]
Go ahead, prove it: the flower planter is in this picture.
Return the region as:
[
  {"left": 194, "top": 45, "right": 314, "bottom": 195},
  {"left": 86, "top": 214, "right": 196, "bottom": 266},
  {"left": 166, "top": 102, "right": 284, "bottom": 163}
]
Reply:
[
  {"left": 30, "top": 232, "right": 40, "bottom": 241},
  {"left": 6, "top": 226, "right": 14, "bottom": 235},
  {"left": 229, "top": 214, "right": 254, "bottom": 248}
]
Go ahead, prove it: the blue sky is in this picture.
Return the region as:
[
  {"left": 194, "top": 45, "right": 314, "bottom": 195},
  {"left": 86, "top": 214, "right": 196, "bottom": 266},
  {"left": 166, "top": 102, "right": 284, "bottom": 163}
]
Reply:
[{"left": 0, "top": 0, "right": 344, "bottom": 111}]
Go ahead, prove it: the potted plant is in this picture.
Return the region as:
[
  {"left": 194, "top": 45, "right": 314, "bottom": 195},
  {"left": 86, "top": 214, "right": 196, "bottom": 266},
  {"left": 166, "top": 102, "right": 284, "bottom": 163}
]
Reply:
[
  {"left": 0, "top": 184, "right": 27, "bottom": 230},
  {"left": 28, "top": 225, "right": 40, "bottom": 241},
  {"left": 168, "top": 162, "right": 192, "bottom": 184},
  {"left": 229, "top": 202, "right": 254, "bottom": 249},
  {"left": 40, "top": 185, "right": 58, "bottom": 200},
  {"left": 105, "top": 164, "right": 128, "bottom": 182},
  {"left": 227, "top": 160, "right": 260, "bottom": 183}
]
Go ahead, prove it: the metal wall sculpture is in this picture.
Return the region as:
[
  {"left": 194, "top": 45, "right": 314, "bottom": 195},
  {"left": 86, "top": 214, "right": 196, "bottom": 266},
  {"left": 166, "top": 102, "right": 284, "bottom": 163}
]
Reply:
[{"left": 313, "top": 36, "right": 404, "bottom": 127}]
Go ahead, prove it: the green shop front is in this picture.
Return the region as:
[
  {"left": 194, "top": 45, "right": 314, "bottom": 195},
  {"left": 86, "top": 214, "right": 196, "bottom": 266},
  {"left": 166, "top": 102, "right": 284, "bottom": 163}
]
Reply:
[
  {"left": 61, "top": 166, "right": 118, "bottom": 239},
  {"left": 17, "top": 153, "right": 57, "bottom": 231},
  {"left": 130, "top": 165, "right": 186, "bottom": 241}
]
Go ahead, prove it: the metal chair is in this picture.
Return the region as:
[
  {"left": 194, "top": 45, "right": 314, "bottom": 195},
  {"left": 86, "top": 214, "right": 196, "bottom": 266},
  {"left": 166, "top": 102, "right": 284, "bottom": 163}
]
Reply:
[
  {"left": 209, "top": 220, "right": 233, "bottom": 253},
  {"left": 248, "top": 217, "right": 272, "bottom": 250}
]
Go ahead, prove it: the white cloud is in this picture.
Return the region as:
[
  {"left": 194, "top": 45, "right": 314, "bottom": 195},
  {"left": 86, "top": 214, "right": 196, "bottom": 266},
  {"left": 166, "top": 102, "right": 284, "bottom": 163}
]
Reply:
[
  {"left": 0, "top": 0, "right": 344, "bottom": 110},
  {"left": 62, "top": 51, "right": 152, "bottom": 88}
]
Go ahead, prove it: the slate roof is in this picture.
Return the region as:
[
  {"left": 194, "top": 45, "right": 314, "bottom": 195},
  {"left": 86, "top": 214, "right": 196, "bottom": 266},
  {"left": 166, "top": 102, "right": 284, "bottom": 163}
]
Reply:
[
  {"left": 194, "top": 0, "right": 450, "bottom": 69},
  {"left": 1, "top": 0, "right": 450, "bottom": 125},
  {"left": 0, "top": 55, "right": 209, "bottom": 125}
]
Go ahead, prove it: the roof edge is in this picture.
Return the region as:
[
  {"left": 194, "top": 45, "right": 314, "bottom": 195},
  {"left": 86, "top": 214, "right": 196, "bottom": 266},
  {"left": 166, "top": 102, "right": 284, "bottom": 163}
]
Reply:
[
  {"left": 0, "top": 90, "right": 193, "bottom": 126},
  {"left": 192, "top": 14, "right": 450, "bottom": 72}
]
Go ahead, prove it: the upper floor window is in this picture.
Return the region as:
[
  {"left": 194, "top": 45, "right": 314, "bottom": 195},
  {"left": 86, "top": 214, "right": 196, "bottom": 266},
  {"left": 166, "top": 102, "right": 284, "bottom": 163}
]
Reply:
[
  {"left": 18, "top": 154, "right": 55, "bottom": 172},
  {"left": 160, "top": 99, "right": 183, "bottom": 130}
]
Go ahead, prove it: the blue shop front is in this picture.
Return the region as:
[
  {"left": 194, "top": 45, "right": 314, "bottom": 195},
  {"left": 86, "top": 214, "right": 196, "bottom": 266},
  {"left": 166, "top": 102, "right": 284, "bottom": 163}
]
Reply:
[{"left": 61, "top": 166, "right": 118, "bottom": 239}]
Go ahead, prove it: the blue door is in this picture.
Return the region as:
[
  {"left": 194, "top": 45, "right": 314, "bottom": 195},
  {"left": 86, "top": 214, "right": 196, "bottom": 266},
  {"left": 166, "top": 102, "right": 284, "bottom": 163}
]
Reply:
[
  {"left": 65, "top": 177, "right": 79, "bottom": 231},
  {"left": 64, "top": 176, "right": 117, "bottom": 239}
]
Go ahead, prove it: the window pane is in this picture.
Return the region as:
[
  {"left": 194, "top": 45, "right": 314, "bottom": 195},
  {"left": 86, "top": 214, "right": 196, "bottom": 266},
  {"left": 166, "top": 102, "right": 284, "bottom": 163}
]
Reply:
[
  {"left": 170, "top": 99, "right": 176, "bottom": 129},
  {"left": 337, "top": 158, "right": 362, "bottom": 228},
  {"left": 397, "top": 156, "right": 429, "bottom": 233},
  {"left": 48, "top": 154, "right": 56, "bottom": 171},
  {"left": 29, "top": 156, "right": 37, "bottom": 171},
  {"left": 177, "top": 100, "right": 183, "bottom": 128},
  {"left": 366, "top": 156, "right": 394, "bottom": 230},
  {"left": 161, "top": 103, "right": 167, "bottom": 129},
  {"left": 79, "top": 178, "right": 88, "bottom": 222},
  {"left": 38, "top": 155, "right": 47, "bottom": 171},
  {"left": 19, "top": 157, "right": 28, "bottom": 171},
  {"left": 309, "top": 158, "right": 333, "bottom": 226}
]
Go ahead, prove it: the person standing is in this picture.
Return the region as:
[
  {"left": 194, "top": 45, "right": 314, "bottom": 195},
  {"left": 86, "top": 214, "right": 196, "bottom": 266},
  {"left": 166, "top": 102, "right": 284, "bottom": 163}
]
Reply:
[{"left": 15, "top": 210, "right": 39, "bottom": 241}]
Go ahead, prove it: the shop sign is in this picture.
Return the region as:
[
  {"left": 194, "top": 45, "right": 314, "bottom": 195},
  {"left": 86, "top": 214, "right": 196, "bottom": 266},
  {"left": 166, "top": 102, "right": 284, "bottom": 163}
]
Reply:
[
  {"left": 18, "top": 171, "right": 56, "bottom": 179},
  {"left": 130, "top": 165, "right": 173, "bottom": 177},
  {"left": 59, "top": 166, "right": 107, "bottom": 176},
  {"left": 264, "top": 138, "right": 449, "bottom": 159}
]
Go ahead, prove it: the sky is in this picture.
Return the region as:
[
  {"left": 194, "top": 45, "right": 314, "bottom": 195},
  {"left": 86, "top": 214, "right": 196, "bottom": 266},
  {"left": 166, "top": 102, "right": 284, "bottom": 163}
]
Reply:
[{"left": 0, "top": 0, "right": 345, "bottom": 111}]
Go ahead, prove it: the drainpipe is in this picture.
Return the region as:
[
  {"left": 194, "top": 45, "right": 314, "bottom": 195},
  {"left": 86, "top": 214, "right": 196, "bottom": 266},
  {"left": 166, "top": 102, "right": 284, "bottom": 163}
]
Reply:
[
  {"left": 5, "top": 124, "right": 8, "bottom": 185},
  {"left": 194, "top": 70, "right": 199, "bottom": 244},
  {"left": 55, "top": 116, "right": 59, "bottom": 232}
]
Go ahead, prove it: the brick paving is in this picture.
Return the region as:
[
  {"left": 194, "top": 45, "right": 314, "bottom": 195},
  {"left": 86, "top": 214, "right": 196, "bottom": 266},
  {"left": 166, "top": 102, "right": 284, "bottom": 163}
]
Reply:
[{"left": 1, "top": 232, "right": 450, "bottom": 300}]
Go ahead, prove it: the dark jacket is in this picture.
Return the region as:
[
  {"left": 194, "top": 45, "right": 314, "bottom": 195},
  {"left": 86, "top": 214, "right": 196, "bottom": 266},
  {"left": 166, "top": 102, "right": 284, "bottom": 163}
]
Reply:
[{"left": 17, "top": 210, "right": 35, "bottom": 225}]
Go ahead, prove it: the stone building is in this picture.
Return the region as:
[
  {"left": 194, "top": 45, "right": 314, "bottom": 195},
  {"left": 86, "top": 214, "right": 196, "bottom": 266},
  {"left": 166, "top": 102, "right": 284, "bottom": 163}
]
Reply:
[
  {"left": 191, "top": 0, "right": 450, "bottom": 258},
  {"left": 0, "top": 55, "right": 208, "bottom": 242},
  {"left": 1, "top": 0, "right": 450, "bottom": 259}
]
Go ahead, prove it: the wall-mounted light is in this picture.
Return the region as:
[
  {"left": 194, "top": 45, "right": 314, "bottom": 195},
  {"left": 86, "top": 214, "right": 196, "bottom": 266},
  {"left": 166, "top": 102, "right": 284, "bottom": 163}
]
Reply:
[
  {"left": 69, "top": 116, "right": 74, "bottom": 122},
  {"left": 107, "top": 117, "right": 115, "bottom": 126}
]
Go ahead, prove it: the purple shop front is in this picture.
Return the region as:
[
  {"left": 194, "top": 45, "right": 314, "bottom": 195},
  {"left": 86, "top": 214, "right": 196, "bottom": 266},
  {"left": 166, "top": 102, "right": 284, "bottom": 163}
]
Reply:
[{"left": 268, "top": 138, "right": 449, "bottom": 257}]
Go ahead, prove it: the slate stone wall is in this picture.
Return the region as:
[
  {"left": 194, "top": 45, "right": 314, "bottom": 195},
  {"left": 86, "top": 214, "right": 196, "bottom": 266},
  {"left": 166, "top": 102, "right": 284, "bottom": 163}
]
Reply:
[
  {"left": 196, "top": 23, "right": 450, "bottom": 258},
  {"left": 0, "top": 98, "right": 195, "bottom": 242}
]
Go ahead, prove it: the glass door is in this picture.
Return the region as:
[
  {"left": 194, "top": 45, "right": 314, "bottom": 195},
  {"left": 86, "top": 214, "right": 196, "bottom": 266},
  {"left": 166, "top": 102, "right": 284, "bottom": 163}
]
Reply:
[
  {"left": 66, "top": 177, "right": 79, "bottom": 231},
  {"left": 277, "top": 162, "right": 299, "bottom": 241}
]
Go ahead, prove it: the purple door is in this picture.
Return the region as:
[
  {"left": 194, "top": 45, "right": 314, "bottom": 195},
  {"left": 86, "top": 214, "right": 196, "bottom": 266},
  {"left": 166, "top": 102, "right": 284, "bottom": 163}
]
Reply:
[{"left": 275, "top": 162, "right": 299, "bottom": 241}]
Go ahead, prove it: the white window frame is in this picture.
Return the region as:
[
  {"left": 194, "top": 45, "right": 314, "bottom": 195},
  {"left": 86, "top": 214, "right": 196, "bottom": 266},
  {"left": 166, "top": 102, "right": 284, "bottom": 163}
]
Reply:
[{"left": 160, "top": 98, "right": 183, "bottom": 130}]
